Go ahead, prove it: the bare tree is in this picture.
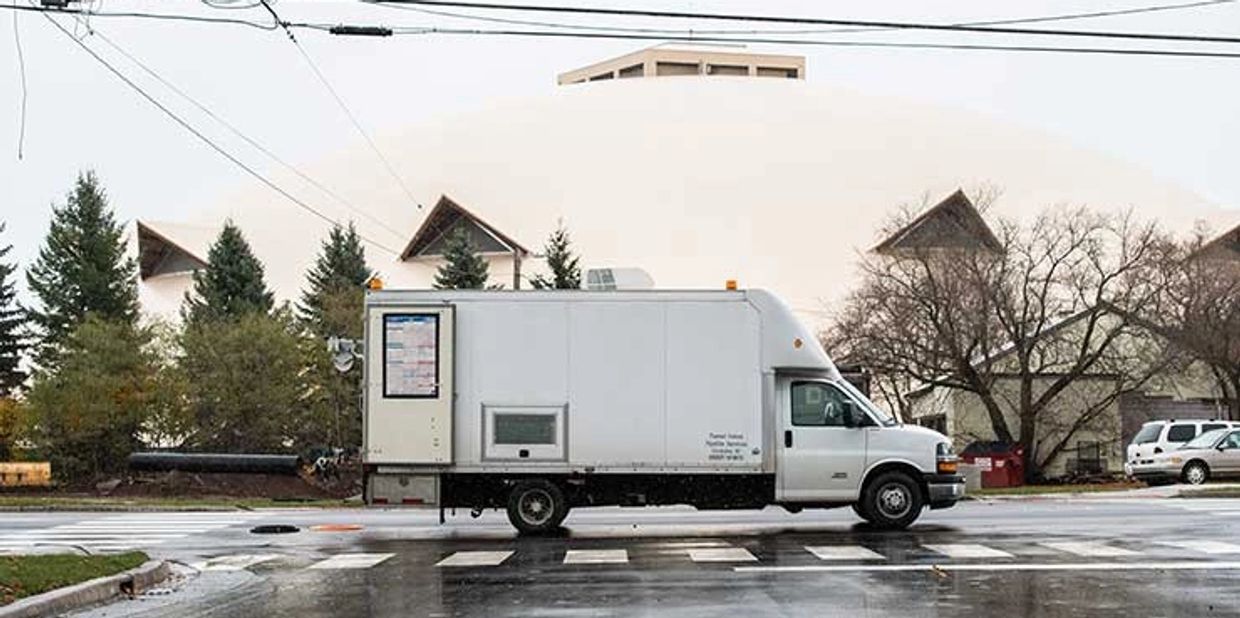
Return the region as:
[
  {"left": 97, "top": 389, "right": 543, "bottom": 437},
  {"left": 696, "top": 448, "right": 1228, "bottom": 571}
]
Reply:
[
  {"left": 826, "top": 206, "right": 1171, "bottom": 480},
  {"left": 1125, "top": 227, "right": 1240, "bottom": 420}
]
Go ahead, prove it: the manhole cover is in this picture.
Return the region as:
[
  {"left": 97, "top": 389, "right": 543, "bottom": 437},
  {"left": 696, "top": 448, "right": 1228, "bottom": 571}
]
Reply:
[{"left": 250, "top": 524, "right": 300, "bottom": 534}]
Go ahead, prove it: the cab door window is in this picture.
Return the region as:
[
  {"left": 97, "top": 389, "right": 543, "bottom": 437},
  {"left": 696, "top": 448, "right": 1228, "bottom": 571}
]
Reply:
[{"left": 791, "top": 381, "right": 853, "bottom": 427}]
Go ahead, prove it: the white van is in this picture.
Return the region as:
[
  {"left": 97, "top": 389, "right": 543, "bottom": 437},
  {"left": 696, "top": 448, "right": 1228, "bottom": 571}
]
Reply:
[
  {"left": 1126, "top": 419, "right": 1240, "bottom": 479},
  {"left": 361, "top": 288, "right": 964, "bottom": 533}
]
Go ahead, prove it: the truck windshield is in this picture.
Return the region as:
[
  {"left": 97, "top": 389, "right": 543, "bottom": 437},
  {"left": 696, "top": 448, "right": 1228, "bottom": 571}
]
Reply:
[{"left": 836, "top": 379, "right": 899, "bottom": 427}]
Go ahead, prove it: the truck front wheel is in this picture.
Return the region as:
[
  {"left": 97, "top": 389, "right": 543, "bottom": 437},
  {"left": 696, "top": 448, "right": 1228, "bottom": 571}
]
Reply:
[
  {"left": 861, "top": 472, "right": 923, "bottom": 530},
  {"left": 506, "top": 480, "right": 569, "bottom": 535}
]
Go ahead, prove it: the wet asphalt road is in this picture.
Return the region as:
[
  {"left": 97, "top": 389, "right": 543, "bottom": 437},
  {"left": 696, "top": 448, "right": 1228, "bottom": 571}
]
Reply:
[{"left": 3, "top": 497, "right": 1237, "bottom": 617}]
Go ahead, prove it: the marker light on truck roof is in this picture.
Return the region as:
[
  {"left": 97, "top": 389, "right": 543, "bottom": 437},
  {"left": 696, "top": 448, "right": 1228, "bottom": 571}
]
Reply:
[
  {"left": 367, "top": 276, "right": 384, "bottom": 290},
  {"left": 793, "top": 338, "right": 803, "bottom": 349},
  {"left": 725, "top": 279, "right": 738, "bottom": 290}
]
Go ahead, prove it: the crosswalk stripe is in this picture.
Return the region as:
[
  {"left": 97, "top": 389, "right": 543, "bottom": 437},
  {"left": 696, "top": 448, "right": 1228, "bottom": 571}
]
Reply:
[
  {"left": 1163, "top": 540, "right": 1240, "bottom": 555},
  {"left": 564, "top": 549, "right": 628, "bottom": 565},
  {"left": 192, "top": 554, "right": 282, "bottom": 571},
  {"left": 0, "top": 513, "right": 264, "bottom": 552},
  {"left": 805, "top": 545, "right": 886, "bottom": 561},
  {"left": 924, "top": 544, "right": 1015, "bottom": 559},
  {"left": 309, "top": 553, "right": 395, "bottom": 570},
  {"left": 688, "top": 548, "right": 758, "bottom": 563},
  {"left": 1041, "top": 541, "right": 1140, "bottom": 557},
  {"left": 435, "top": 551, "right": 513, "bottom": 567}
]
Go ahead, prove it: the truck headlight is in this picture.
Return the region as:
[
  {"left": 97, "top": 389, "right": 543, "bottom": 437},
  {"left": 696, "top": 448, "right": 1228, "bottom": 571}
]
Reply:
[{"left": 936, "top": 442, "right": 958, "bottom": 474}]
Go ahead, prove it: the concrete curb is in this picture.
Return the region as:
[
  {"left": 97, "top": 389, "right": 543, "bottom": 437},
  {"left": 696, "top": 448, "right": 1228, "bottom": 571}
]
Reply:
[{"left": 0, "top": 560, "right": 170, "bottom": 618}]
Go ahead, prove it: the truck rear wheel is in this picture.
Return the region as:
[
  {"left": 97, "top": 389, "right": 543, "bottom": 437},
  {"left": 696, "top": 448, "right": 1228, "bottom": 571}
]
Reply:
[
  {"left": 861, "top": 471, "right": 923, "bottom": 530},
  {"left": 506, "top": 479, "right": 569, "bottom": 535}
]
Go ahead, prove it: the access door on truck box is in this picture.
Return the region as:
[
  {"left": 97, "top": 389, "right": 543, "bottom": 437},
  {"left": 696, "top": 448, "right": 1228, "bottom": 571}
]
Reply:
[
  {"left": 365, "top": 304, "right": 455, "bottom": 464},
  {"left": 776, "top": 378, "right": 868, "bottom": 501}
]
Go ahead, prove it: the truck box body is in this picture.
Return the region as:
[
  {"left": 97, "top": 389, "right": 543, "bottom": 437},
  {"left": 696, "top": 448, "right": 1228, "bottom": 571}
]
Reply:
[
  {"left": 364, "top": 289, "right": 832, "bottom": 474},
  {"left": 361, "top": 288, "right": 963, "bottom": 530}
]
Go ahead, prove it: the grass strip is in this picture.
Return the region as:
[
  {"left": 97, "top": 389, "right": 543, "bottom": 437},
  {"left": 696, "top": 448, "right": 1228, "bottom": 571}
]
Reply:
[{"left": 0, "top": 551, "right": 148, "bottom": 604}]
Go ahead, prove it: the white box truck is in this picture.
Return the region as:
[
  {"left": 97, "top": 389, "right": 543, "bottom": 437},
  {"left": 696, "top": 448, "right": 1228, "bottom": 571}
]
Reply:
[{"left": 362, "top": 288, "right": 963, "bottom": 533}]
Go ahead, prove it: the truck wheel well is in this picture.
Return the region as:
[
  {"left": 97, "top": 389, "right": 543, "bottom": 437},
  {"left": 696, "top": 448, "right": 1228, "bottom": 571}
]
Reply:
[{"left": 861, "top": 462, "right": 926, "bottom": 502}]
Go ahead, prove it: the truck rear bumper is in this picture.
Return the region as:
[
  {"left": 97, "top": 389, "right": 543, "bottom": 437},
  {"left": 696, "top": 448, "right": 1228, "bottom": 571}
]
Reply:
[{"left": 924, "top": 473, "right": 965, "bottom": 509}]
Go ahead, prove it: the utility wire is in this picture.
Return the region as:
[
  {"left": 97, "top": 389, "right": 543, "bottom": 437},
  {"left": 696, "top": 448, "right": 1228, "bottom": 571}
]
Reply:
[
  {"left": 259, "top": 0, "right": 424, "bottom": 210},
  {"left": 36, "top": 10, "right": 403, "bottom": 256},
  {"left": 12, "top": 0, "right": 27, "bottom": 160},
  {"left": 376, "top": 0, "right": 1240, "bottom": 46},
  {"left": 369, "top": 26, "right": 1240, "bottom": 59},
  {"left": 5, "top": 4, "right": 281, "bottom": 30},
  {"left": 84, "top": 25, "right": 409, "bottom": 239},
  {"left": 369, "top": 0, "right": 1236, "bottom": 37},
  {"left": 10, "top": 5, "right": 1240, "bottom": 59}
]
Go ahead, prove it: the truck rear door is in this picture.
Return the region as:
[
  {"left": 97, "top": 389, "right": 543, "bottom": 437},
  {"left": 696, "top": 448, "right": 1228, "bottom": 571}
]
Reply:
[
  {"left": 775, "top": 379, "right": 868, "bottom": 502},
  {"left": 365, "top": 305, "right": 455, "bottom": 464}
]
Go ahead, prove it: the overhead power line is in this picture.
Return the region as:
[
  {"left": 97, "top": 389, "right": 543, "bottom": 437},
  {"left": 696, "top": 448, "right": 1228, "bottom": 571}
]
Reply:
[
  {"left": 375, "top": 0, "right": 1240, "bottom": 46},
  {"left": 256, "top": 0, "right": 424, "bottom": 211},
  {"left": 358, "top": 27, "right": 1240, "bottom": 59},
  {"left": 369, "top": 0, "right": 1237, "bottom": 37},
  {"left": 5, "top": 3, "right": 282, "bottom": 30},
  {"left": 83, "top": 25, "right": 409, "bottom": 240},
  {"left": 35, "top": 10, "right": 403, "bottom": 256}
]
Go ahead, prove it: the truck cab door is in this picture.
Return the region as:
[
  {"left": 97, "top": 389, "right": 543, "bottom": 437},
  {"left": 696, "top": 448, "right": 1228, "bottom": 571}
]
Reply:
[{"left": 775, "top": 379, "right": 869, "bottom": 502}]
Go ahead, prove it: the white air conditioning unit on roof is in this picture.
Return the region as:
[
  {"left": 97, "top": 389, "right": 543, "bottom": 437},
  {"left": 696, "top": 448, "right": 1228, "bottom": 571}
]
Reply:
[{"left": 584, "top": 267, "right": 654, "bottom": 291}]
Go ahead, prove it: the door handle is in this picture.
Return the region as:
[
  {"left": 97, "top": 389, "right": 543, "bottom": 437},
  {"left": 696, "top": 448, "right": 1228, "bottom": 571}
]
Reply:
[{"left": 784, "top": 430, "right": 793, "bottom": 448}]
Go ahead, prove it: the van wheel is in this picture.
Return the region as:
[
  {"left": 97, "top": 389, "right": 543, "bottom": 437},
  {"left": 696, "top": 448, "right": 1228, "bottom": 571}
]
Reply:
[
  {"left": 506, "top": 480, "right": 568, "bottom": 535},
  {"left": 1182, "top": 462, "right": 1209, "bottom": 486},
  {"left": 861, "top": 471, "right": 923, "bottom": 530}
]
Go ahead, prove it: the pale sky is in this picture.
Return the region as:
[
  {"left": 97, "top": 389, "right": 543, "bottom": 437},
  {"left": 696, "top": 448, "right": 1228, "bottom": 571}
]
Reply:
[{"left": 3, "top": 0, "right": 1240, "bottom": 298}]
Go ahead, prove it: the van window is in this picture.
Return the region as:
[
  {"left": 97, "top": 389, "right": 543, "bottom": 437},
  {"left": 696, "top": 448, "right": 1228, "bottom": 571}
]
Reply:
[
  {"left": 1203, "top": 423, "right": 1228, "bottom": 434},
  {"left": 1166, "top": 424, "right": 1197, "bottom": 442},
  {"left": 792, "top": 382, "right": 851, "bottom": 427},
  {"left": 1133, "top": 424, "right": 1162, "bottom": 445}
]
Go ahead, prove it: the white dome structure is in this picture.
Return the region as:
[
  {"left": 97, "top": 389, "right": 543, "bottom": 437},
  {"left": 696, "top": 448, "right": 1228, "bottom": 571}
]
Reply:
[{"left": 135, "top": 61, "right": 1234, "bottom": 325}]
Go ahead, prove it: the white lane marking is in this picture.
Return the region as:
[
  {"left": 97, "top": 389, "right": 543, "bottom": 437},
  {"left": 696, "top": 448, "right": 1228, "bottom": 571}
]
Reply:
[
  {"left": 805, "top": 546, "right": 886, "bottom": 561},
  {"left": 1163, "top": 540, "right": 1240, "bottom": 555},
  {"left": 309, "top": 553, "right": 395, "bottom": 570},
  {"left": 646, "top": 541, "right": 732, "bottom": 548},
  {"left": 924, "top": 544, "right": 1015, "bottom": 559},
  {"left": 435, "top": 551, "right": 513, "bottom": 567},
  {"left": 688, "top": 548, "right": 758, "bottom": 563},
  {"left": 564, "top": 550, "right": 628, "bottom": 565},
  {"left": 735, "top": 561, "right": 1240, "bottom": 574},
  {"left": 191, "top": 554, "right": 282, "bottom": 571},
  {"left": 1041, "top": 541, "right": 1140, "bottom": 557}
]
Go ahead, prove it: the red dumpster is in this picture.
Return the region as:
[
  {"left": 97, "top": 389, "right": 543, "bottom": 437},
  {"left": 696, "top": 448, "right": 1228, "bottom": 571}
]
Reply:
[{"left": 960, "top": 442, "right": 1026, "bottom": 488}]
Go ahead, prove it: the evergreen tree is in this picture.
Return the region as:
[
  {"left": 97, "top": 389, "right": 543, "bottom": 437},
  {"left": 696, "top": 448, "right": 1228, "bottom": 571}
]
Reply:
[
  {"left": 529, "top": 221, "right": 582, "bottom": 290},
  {"left": 433, "top": 228, "right": 490, "bottom": 290},
  {"left": 299, "top": 223, "right": 372, "bottom": 337},
  {"left": 183, "top": 220, "right": 274, "bottom": 325},
  {"left": 26, "top": 317, "right": 159, "bottom": 480},
  {"left": 0, "top": 223, "right": 25, "bottom": 397},
  {"left": 26, "top": 172, "right": 138, "bottom": 365},
  {"left": 299, "top": 223, "right": 373, "bottom": 450}
]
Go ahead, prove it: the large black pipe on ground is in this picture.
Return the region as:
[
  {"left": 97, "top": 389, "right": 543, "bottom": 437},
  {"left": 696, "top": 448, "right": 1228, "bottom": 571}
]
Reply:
[{"left": 127, "top": 452, "right": 301, "bottom": 475}]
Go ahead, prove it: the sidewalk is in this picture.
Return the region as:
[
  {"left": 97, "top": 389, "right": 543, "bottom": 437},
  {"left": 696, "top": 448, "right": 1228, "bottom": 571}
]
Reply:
[{"left": 973, "top": 482, "right": 1240, "bottom": 502}]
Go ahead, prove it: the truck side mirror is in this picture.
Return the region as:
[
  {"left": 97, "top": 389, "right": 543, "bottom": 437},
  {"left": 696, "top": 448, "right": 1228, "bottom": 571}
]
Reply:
[{"left": 842, "top": 401, "right": 857, "bottom": 428}]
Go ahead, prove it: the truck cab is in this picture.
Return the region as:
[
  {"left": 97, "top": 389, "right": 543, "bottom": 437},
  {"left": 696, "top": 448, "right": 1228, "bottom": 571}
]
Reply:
[{"left": 775, "top": 375, "right": 962, "bottom": 528}]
